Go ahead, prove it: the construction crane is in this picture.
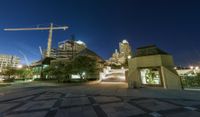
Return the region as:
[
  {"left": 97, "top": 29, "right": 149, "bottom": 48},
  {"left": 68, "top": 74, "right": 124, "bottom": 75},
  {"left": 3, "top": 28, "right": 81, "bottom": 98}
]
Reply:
[{"left": 4, "top": 23, "right": 68, "bottom": 57}]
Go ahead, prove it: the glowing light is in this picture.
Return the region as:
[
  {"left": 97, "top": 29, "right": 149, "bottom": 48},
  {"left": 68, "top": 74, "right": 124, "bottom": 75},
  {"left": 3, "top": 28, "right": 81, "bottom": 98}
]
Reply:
[
  {"left": 76, "top": 40, "right": 85, "bottom": 45},
  {"left": 195, "top": 66, "right": 199, "bottom": 70},
  {"left": 174, "top": 67, "right": 177, "bottom": 70},
  {"left": 71, "top": 74, "right": 81, "bottom": 79},
  {"left": 128, "top": 55, "right": 131, "bottom": 59},
  {"left": 122, "top": 40, "right": 128, "bottom": 43},
  {"left": 190, "top": 66, "right": 194, "bottom": 69},
  {"left": 17, "top": 64, "right": 23, "bottom": 69}
]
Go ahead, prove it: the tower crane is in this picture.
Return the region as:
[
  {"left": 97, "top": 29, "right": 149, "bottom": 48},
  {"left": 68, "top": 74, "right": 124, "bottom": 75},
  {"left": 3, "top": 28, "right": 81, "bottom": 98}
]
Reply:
[{"left": 4, "top": 23, "right": 68, "bottom": 57}]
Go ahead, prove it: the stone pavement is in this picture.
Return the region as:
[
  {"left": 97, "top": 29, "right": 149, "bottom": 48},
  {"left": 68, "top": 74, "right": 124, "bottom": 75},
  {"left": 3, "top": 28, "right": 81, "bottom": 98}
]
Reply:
[{"left": 0, "top": 82, "right": 200, "bottom": 117}]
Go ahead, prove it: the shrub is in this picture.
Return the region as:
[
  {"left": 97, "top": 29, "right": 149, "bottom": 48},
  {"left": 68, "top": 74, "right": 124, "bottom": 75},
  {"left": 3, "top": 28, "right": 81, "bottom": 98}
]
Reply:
[
  {"left": 182, "top": 74, "right": 200, "bottom": 88},
  {"left": 3, "top": 77, "right": 15, "bottom": 82}
]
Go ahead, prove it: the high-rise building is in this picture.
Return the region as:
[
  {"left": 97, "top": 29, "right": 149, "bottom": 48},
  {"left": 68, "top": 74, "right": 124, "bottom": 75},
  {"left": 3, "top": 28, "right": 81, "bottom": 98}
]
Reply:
[
  {"left": 119, "top": 40, "right": 132, "bottom": 57},
  {"left": 0, "top": 55, "right": 20, "bottom": 72},
  {"left": 107, "top": 39, "right": 132, "bottom": 66}
]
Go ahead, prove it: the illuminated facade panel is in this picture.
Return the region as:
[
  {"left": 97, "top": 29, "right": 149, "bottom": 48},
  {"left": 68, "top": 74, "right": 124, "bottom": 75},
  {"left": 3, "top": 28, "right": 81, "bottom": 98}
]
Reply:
[
  {"left": 140, "top": 68, "right": 161, "bottom": 85},
  {"left": 0, "top": 55, "right": 20, "bottom": 72}
]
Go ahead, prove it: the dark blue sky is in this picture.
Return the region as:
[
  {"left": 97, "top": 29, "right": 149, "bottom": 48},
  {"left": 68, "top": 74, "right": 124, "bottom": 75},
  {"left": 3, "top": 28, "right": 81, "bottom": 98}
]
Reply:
[{"left": 0, "top": 0, "right": 200, "bottom": 66}]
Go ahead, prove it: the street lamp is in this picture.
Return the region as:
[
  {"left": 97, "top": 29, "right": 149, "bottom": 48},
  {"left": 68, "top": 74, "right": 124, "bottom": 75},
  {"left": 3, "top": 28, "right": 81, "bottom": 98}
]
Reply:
[{"left": 174, "top": 67, "right": 177, "bottom": 70}]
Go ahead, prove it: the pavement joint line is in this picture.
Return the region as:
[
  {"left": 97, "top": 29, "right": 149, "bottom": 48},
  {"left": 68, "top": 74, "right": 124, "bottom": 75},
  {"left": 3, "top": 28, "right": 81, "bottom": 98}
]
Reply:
[
  {"left": 93, "top": 103, "right": 99, "bottom": 106},
  {"left": 2, "top": 91, "right": 47, "bottom": 115},
  {"left": 116, "top": 96, "right": 124, "bottom": 101},
  {"left": 149, "top": 112, "right": 163, "bottom": 117},
  {"left": 87, "top": 96, "right": 108, "bottom": 117},
  {"left": 155, "top": 97, "right": 200, "bottom": 105},
  {"left": 93, "top": 104, "right": 108, "bottom": 117},
  {"left": 88, "top": 96, "right": 96, "bottom": 104},
  {"left": 193, "top": 105, "right": 200, "bottom": 112},
  {"left": 60, "top": 103, "right": 92, "bottom": 109},
  {"left": 0, "top": 91, "right": 46, "bottom": 103},
  {"left": 98, "top": 100, "right": 123, "bottom": 105},
  {"left": 64, "top": 93, "right": 71, "bottom": 98},
  {"left": 171, "top": 98, "right": 200, "bottom": 102},
  {"left": 33, "top": 98, "right": 59, "bottom": 101},
  {"left": 6, "top": 108, "right": 49, "bottom": 115},
  {"left": 128, "top": 113, "right": 151, "bottom": 117},
  {"left": 128, "top": 101, "right": 152, "bottom": 113},
  {"left": 153, "top": 98, "right": 183, "bottom": 107},
  {"left": 44, "top": 93, "right": 65, "bottom": 117},
  {"left": 184, "top": 106, "right": 198, "bottom": 111},
  {"left": 157, "top": 107, "right": 188, "bottom": 115},
  {"left": 50, "top": 107, "right": 59, "bottom": 111},
  {"left": 0, "top": 87, "right": 42, "bottom": 97},
  {"left": 130, "top": 97, "right": 149, "bottom": 101}
]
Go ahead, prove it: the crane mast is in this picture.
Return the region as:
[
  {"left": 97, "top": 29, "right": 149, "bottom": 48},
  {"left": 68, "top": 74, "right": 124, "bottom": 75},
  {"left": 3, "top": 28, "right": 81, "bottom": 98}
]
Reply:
[
  {"left": 4, "top": 23, "right": 68, "bottom": 57},
  {"left": 47, "top": 23, "right": 53, "bottom": 57}
]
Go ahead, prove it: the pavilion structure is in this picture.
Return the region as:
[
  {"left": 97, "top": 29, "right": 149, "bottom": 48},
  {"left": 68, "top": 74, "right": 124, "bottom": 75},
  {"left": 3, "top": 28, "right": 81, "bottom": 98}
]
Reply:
[{"left": 128, "top": 45, "right": 182, "bottom": 90}]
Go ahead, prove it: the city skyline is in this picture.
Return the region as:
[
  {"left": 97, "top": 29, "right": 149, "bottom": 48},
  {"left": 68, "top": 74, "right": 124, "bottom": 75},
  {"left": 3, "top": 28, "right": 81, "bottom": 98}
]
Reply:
[{"left": 0, "top": 0, "right": 200, "bottom": 66}]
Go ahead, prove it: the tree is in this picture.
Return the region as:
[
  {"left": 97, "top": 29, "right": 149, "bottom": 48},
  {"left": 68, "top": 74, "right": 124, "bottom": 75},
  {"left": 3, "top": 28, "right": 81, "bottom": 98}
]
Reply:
[
  {"left": 71, "top": 56, "right": 98, "bottom": 81},
  {"left": 43, "top": 56, "right": 99, "bottom": 82},
  {"left": 43, "top": 62, "right": 72, "bottom": 82},
  {"left": 3, "top": 66, "right": 17, "bottom": 79},
  {"left": 16, "top": 68, "right": 33, "bottom": 78},
  {"left": 145, "top": 69, "right": 156, "bottom": 84}
]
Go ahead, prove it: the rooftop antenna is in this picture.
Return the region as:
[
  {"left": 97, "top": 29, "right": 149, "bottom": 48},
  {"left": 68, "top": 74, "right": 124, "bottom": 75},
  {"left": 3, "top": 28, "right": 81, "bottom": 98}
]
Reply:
[
  {"left": 71, "top": 34, "right": 75, "bottom": 41},
  {"left": 70, "top": 34, "right": 76, "bottom": 59}
]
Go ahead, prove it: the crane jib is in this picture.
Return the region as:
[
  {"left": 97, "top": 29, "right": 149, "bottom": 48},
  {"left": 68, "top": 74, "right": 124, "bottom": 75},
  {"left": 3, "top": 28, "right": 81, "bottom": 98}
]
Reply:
[
  {"left": 4, "top": 23, "right": 69, "bottom": 57},
  {"left": 4, "top": 27, "right": 68, "bottom": 31}
]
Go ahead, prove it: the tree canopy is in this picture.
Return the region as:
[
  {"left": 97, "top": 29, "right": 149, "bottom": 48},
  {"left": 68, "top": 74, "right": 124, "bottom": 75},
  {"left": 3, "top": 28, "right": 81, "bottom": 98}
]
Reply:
[
  {"left": 72, "top": 56, "right": 98, "bottom": 80},
  {"left": 43, "top": 56, "right": 99, "bottom": 82}
]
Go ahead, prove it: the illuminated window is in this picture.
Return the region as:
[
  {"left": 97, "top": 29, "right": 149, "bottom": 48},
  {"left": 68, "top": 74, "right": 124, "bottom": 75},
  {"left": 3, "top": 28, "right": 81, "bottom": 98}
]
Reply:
[{"left": 140, "top": 68, "right": 161, "bottom": 85}]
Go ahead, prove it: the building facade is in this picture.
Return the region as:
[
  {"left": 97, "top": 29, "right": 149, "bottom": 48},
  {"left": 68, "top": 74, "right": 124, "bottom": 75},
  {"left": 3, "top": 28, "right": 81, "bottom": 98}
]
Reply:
[
  {"left": 0, "top": 55, "right": 20, "bottom": 72},
  {"left": 42, "top": 39, "right": 87, "bottom": 63}
]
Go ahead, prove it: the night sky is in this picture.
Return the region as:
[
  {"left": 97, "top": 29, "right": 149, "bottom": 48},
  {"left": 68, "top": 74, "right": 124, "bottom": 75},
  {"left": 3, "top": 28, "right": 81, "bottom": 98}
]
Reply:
[{"left": 0, "top": 0, "right": 200, "bottom": 66}]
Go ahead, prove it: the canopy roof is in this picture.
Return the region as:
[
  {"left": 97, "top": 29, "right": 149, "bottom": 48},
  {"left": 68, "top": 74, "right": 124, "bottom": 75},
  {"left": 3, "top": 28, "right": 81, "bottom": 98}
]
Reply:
[
  {"left": 76, "top": 48, "right": 105, "bottom": 63},
  {"left": 135, "top": 45, "right": 169, "bottom": 57}
]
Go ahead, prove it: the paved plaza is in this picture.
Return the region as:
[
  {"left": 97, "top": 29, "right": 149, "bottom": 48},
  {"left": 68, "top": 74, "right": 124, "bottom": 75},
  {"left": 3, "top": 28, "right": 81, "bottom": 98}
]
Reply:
[{"left": 0, "top": 82, "right": 200, "bottom": 117}]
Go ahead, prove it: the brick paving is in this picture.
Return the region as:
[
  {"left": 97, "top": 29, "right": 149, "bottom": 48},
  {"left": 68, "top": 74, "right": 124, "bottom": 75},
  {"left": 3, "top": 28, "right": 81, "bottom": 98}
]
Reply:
[{"left": 0, "top": 82, "right": 200, "bottom": 117}]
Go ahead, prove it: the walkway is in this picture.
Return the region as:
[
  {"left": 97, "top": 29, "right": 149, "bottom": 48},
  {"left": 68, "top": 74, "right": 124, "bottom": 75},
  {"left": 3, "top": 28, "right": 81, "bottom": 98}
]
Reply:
[{"left": 0, "top": 82, "right": 200, "bottom": 117}]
